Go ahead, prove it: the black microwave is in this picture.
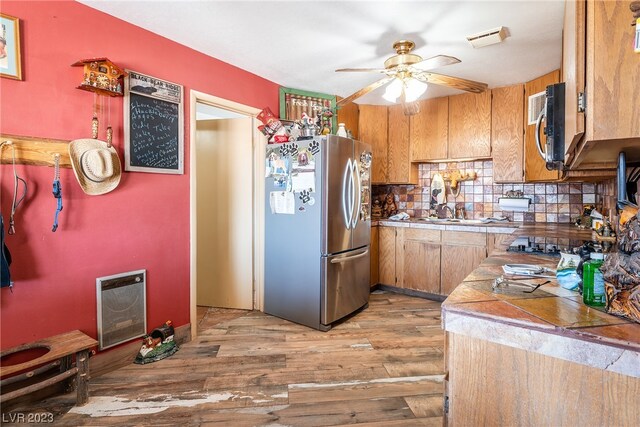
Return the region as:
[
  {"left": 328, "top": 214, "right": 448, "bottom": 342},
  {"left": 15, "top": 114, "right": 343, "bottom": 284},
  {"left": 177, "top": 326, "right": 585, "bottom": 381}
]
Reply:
[{"left": 535, "top": 82, "right": 565, "bottom": 170}]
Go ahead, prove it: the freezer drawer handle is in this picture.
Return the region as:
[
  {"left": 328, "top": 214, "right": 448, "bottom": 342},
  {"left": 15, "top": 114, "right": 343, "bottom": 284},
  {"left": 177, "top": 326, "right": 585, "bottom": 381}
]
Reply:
[{"left": 330, "top": 249, "right": 369, "bottom": 263}]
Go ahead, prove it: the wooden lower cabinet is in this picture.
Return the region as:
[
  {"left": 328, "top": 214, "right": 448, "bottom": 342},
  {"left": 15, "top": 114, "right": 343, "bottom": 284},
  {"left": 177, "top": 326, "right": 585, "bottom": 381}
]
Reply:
[
  {"left": 378, "top": 226, "right": 397, "bottom": 286},
  {"left": 486, "top": 232, "right": 515, "bottom": 256},
  {"left": 440, "top": 231, "right": 487, "bottom": 295},
  {"left": 402, "top": 240, "right": 441, "bottom": 293},
  {"left": 370, "top": 226, "right": 379, "bottom": 287},
  {"left": 440, "top": 245, "right": 487, "bottom": 295},
  {"left": 398, "top": 228, "right": 442, "bottom": 294},
  {"left": 376, "top": 227, "right": 487, "bottom": 296}
]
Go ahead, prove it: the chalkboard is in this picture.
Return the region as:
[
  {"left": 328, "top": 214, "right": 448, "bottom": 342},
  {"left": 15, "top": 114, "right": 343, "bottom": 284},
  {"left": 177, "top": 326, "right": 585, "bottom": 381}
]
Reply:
[{"left": 124, "top": 71, "right": 184, "bottom": 174}]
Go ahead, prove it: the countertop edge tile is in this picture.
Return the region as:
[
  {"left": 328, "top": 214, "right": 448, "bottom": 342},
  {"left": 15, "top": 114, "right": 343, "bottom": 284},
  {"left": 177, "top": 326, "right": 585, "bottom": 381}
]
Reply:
[{"left": 443, "top": 311, "right": 640, "bottom": 378}]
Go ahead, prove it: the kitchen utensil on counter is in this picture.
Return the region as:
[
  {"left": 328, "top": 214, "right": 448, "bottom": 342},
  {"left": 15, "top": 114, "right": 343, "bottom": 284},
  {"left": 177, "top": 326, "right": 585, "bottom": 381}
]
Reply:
[
  {"left": 502, "top": 264, "right": 556, "bottom": 278},
  {"left": 492, "top": 276, "right": 550, "bottom": 293}
]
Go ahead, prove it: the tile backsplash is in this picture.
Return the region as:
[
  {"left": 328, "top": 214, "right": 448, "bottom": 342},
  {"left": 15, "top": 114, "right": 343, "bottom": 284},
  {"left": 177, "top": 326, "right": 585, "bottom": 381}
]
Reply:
[{"left": 373, "top": 161, "right": 604, "bottom": 223}]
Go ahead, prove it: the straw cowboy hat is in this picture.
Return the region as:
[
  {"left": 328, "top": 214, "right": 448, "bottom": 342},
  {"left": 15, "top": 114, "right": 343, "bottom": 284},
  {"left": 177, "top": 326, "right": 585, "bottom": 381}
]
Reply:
[{"left": 69, "top": 138, "right": 121, "bottom": 195}]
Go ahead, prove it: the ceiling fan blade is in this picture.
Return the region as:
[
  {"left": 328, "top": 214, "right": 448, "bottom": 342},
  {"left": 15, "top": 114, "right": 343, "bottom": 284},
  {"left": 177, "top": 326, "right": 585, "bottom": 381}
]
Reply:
[
  {"left": 336, "top": 76, "right": 395, "bottom": 107},
  {"left": 411, "top": 55, "right": 461, "bottom": 71},
  {"left": 335, "top": 68, "right": 389, "bottom": 73},
  {"left": 416, "top": 72, "right": 488, "bottom": 93}
]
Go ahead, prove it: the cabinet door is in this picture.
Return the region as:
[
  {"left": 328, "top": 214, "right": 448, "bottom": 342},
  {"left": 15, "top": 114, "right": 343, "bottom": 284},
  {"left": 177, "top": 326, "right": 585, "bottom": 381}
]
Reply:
[
  {"left": 440, "top": 231, "right": 487, "bottom": 295},
  {"left": 402, "top": 240, "right": 441, "bottom": 294},
  {"left": 387, "top": 104, "right": 417, "bottom": 184},
  {"left": 487, "top": 233, "right": 515, "bottom": 256},
  {"left": 370, "top": 226, "right": 379, "bottom": 287},
  {"left": 562, "top": 0, "right": 586, "bottom": 157},
  {"left": 492, "top": 85, "right": 524, "bottom": 183},
  {"left": 524, "top": 70, "right": 560, "bottom": 182},
  {"left": 378, "top": 226, "right": 396, "bottom": 286},
  {"left": 568, "top": 0, "right": 640, "bottom": 169},
  {"left": 359, "top": 105, "right": 388, "bottom": 183},
  {"left": 583, "top": 0, "right": 640, "bottom": 144},
  {"left": 441, "top": 245, "right": 487, "bottom": 295},
  {"left": 410, "top": 97, "right": 449, "bottom": 161},
  {"left": 448, "top": 91, "right": 492, "bottom": 159}
]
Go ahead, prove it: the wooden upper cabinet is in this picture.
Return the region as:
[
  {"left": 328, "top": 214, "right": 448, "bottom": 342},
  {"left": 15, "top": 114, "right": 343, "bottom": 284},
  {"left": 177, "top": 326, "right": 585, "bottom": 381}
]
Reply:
[
  {"left": 448, "top": 91, "right": 492, "bottom": 160},
  {"left": 524, "top": 70, "right": 560, "bottom": 182},
  {"left": 387, "top": 105, "right": 417, "bottom": 184},
  {"left": 492, "top": 84, "right": 524, "bottom": 183},
  {"left": 568, "top": 0, "right": 640, "bottom": 168},
  {"left": 335, "top": 97, "right": 359, "bottom": 140},
  {"left": 359, "top": 104, "right": 388, "bottom": 183},
  {"left": 410, "top": 97, "right": 449, "bottom": 161},
  {"left": 562, "top": 0, "right": 586, "bottom": 159}
]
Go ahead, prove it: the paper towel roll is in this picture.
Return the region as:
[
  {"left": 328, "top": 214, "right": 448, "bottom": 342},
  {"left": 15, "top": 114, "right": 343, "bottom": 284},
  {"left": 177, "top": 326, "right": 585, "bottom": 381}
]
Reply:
[{"left": 498, "top": 197, "right": 531, "bottom": 212}]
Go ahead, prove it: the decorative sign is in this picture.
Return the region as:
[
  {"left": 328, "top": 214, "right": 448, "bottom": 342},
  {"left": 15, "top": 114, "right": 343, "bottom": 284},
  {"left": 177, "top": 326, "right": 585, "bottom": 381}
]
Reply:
[
  {"left": 279, "top": 87, "right": 336, "bottom": 133},
  {"left": 124, "top": 70, "right": 184, "bottom": 174}
]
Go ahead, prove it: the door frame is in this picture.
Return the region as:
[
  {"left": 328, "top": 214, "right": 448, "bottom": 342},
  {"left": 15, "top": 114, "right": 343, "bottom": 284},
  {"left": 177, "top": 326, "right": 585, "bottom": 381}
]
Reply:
[{"left": 189, "top": 90, "right": 266, "bottom": 339}]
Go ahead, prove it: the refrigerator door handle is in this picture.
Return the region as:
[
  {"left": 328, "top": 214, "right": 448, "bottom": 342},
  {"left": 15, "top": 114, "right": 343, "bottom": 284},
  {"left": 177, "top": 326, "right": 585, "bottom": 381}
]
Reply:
[
  {"left": 330, "top": 248, "right": 369, "bottom": 263},
  {"left": 342, "top": 159, "right": 352, "bottom": 229},
  {"left": 351, "top": 160, "right": 361, "bottom": 229}
]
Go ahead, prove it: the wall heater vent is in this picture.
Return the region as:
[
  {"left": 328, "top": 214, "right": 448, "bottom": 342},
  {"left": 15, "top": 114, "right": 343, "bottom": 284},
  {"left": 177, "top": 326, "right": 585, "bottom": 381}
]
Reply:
[
  {"left": 96, "top": 269, "right": 147, "bottom": 350},
  {"left": 528, "top": 91, "right": 546, "bottom": 125}
]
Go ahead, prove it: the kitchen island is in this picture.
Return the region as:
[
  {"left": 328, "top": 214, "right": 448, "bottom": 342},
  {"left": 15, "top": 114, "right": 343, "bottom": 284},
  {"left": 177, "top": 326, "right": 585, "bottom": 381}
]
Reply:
[{"left": 441, "top": 236, "right": 640, "bottom": 426}]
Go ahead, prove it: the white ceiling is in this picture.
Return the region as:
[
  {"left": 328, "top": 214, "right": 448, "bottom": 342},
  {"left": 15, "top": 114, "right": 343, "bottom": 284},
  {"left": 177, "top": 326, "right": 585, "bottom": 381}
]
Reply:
[{"left": 80, "top": 0, "right": 565, "bottom": 105}]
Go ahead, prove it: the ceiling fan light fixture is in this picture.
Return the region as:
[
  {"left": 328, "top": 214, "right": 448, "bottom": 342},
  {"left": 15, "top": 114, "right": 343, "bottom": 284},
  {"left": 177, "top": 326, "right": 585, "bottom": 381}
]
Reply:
[
  {"left": 383, "top": 78, "right": 404, "bottom": 102},
  {"left": 404, "top": 79, "right": 428, "bottom": 102}
]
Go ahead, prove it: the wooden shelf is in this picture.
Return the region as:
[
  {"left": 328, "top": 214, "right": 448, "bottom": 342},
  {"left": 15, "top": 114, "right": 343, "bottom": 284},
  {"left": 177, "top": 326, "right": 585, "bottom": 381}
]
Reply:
[{"left": 0, "top": 134, "right": 71, "bottom": 168}]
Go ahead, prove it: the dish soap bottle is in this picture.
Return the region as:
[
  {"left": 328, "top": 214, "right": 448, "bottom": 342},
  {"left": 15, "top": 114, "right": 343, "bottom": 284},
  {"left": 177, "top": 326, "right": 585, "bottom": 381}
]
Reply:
[{"left": 582, "top": 251, "right": 605, "bottom": 307}]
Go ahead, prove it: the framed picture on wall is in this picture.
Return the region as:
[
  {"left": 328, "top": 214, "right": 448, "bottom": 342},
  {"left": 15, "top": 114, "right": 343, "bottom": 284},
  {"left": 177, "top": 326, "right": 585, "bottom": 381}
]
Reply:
[
  {"left": 0, "top": 13, "right": 22, "bottom": 80},
  {"left": 279, "top": 87, "right": 337, "bottom": 133}
]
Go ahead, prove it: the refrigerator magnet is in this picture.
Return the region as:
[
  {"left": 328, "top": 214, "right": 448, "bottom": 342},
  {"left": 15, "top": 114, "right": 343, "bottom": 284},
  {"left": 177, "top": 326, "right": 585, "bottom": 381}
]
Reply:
[
  {"left": 308, "top": 140, "right": 320, "bottom": 155},
  {"left": 299, "top": 190, "right": 311, "bottom": 204}
]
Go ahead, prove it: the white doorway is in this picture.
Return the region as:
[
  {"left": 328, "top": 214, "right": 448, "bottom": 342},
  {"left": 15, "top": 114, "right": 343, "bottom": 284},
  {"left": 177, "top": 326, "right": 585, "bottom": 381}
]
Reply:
[{"left": 189, "top": 91, "right": 266, "bottom": 339}]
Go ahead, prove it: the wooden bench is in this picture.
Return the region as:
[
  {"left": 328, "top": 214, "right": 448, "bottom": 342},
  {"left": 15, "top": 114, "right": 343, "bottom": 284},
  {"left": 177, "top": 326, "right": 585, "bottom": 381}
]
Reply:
[{"left": 0, "top": 330, "right": 97, "bottom": 406}]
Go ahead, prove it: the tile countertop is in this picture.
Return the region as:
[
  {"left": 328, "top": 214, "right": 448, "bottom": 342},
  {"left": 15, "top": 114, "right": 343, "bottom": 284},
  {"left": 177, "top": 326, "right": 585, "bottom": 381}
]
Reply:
[
  {"left": 441, "top": 250, "right": 640, "bottom": 378},
  {"left": 373, "top": 218, "right": 596, "bottom": 239},
  {"left": 373, "top": 218, "right": 520, "bottom": 234}
]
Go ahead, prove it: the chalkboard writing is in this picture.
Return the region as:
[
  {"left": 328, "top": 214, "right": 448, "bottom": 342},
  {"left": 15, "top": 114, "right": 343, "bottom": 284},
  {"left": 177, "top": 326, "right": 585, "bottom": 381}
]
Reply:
[{"left": 128, "top": 93, "right": 179, "bottom": 170}]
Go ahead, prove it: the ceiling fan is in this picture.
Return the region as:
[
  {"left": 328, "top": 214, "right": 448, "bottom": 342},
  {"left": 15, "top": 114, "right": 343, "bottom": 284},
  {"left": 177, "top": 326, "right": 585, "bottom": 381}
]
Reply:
[{"left": 335, "top": 40, "right": 488, "bottom": 113}]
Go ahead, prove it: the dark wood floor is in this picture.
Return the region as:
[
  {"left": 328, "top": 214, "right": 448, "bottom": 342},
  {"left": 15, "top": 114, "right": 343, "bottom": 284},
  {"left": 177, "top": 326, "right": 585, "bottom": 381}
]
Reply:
[{"left": 5, "top": 291, "right": 445, "bottom": 426}]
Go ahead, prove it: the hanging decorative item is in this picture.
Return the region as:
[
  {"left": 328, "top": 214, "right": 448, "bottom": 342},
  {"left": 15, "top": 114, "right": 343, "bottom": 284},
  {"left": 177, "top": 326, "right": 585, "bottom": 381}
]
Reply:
[
  {"left": 72, "top": 57, "right": 125, "bottom": 97},
  {"left": 73, "top": 58, "right": 125, "bottom": 148},
  {"left": 51, "top": 154, "right": 63, "bottom": 232}
]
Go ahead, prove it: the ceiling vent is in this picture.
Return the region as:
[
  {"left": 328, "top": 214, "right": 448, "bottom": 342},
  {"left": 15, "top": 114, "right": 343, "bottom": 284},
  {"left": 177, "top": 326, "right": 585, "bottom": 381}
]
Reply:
[{"left": 466, "top": 27, "right": 508, "bottom": 48}]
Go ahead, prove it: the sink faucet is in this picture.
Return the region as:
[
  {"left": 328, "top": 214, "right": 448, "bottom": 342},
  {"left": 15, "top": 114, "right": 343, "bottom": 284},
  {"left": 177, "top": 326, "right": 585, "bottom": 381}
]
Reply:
[{"left": 436, "top": 204, "right": 454, "bottom": 219}]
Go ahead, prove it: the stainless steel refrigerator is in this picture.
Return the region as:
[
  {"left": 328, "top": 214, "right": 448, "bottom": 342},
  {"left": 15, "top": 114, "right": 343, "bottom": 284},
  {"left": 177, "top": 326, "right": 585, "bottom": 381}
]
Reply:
[{"left": 264, "top": 135, "right": 372, "bottom": 330}]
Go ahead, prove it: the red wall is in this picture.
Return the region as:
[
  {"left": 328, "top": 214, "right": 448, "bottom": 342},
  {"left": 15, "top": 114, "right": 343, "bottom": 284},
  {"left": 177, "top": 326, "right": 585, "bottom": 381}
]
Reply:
[{"left": 0, "top": 1, "right": 279, "bottom": 350}]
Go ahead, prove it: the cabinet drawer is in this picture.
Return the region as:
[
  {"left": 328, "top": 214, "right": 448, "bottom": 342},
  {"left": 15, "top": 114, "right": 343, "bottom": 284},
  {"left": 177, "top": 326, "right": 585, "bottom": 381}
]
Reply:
[
  {"left": 442, "top": 231, "right": 486, "bottom": 246},
  {"left": 404, "top": 228, "right": 441, "bottom": 243}
]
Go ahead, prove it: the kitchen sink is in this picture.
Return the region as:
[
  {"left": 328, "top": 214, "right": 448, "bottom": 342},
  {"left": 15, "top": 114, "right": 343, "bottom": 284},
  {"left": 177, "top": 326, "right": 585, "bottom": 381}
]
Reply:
[{"left": 417, "top": 218, "right": 500, "bottom": 225}]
